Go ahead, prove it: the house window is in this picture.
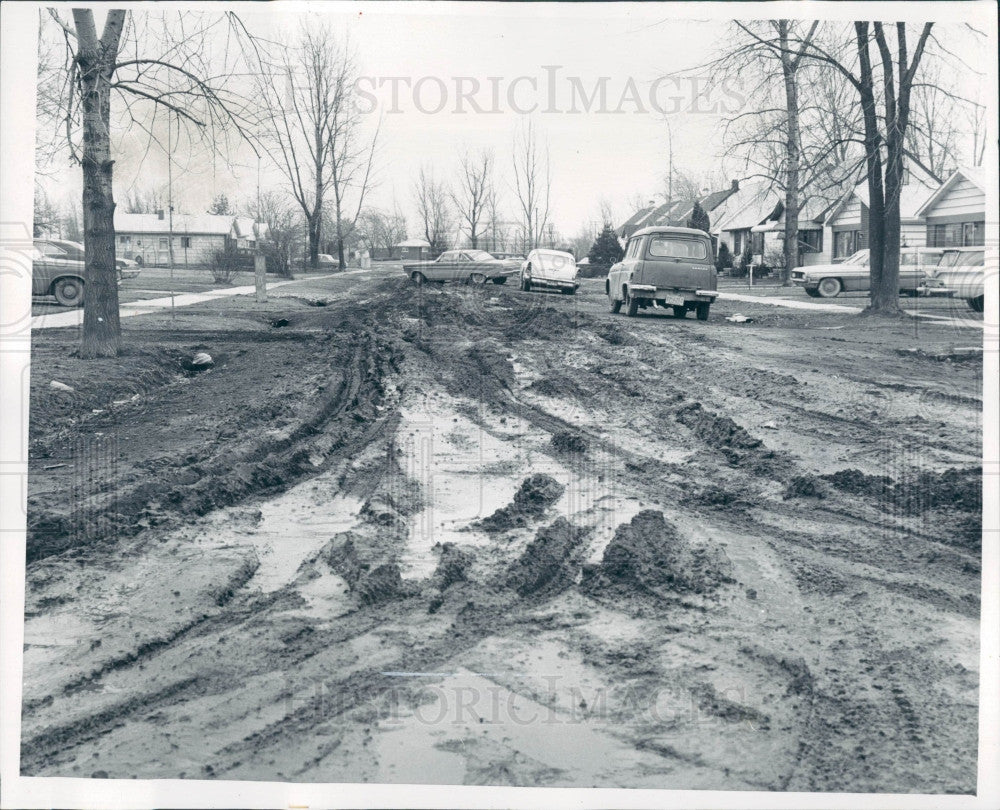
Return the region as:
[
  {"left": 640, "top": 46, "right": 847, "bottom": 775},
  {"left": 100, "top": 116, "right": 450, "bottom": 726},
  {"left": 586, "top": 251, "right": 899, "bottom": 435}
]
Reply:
[
  {"left": 834, "top": 230, "right": 862, "bottom": 259},
  {"left": 159, "top": 237, "right": 168, "bottom": 249},
  {"left": 799, "top": 230, "right": 823, "bottom": 253},
  {"left": 180, "top": 236, "right": 191, "bottom": 248},
  {"left": 929, "top": 220, "right": 984, "bottom": 247}
]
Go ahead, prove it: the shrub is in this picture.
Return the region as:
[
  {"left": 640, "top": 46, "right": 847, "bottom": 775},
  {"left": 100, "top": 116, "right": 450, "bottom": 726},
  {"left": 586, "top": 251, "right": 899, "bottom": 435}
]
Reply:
[
  {"left": 210, "top": 245, "right": 242, "bottom": 284},
  {"left": 763, "top": 247, "right": 786, "bottom": 274},
  {"left": 687, "top": 201, "right": 711, "bottom": 234},
  {"left": 716, "top": 242, "right": 733, "bottom": 273},
  {"left": 588, "top": 224, "right": 624, "bottom": 268}
]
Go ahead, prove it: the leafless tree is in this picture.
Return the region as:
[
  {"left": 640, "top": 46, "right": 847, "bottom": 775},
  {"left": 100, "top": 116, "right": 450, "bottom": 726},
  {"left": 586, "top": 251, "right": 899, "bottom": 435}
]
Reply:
[
  {"left": 413, "top": 166, "right": 453, "bottom": 252},
  {"left": 511, "top": 120, "right": 551, "bottom": 251},
  {"left": 357, "top": 206, "right": 407, "bottom": 258},
  {"left": 122, "top": 185, "right": 164, "bottom": 214},
  {"left": 451, "top": 149, "right": 495, "bottom": 249},
  {"left": 39, "top": 8, "right": 258, "bottom": 357},
  {"left": 253, "top": 23, "right": 378, "bottom": 270},
  {"left": 250, "top": 191, "right": 301, "bottom": 278}
]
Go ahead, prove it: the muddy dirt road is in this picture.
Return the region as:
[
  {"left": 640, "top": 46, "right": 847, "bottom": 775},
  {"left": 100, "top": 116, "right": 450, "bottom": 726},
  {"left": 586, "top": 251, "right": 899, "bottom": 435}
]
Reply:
[{"left": 20, "top": 270, "right": 983, "bottom": 791}]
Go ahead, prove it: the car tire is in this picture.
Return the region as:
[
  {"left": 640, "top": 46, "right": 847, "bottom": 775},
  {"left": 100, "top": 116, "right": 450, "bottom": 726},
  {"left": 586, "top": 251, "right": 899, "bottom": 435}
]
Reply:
[
  {"left": 411, "top": 271, "right": 427, "bottom": 285},
  {"left": 626, "top": 290, "right": 639, "bottom": 317},
  {"left": 469, "top": 272, "right": 487, "bottom": 285},
  {"left": 672, "top": 305, "right": 686, "bottom": 318},
  {"left": 804, "top": 288, "right": 820, "bottom": 298},
  {"left": 696, "top": 302, "right": 710, "bottom": 321},
  {"left": 53, "top": 277, "right": 84, "bottom": 307},
  {"left": 816, "top": 277, "right": 842, "bottom": 298},
  {"left": 608, "top": 289, "right": 621, "bottom": 313},
  {"left": 968, "top": 295, "right": 984, "bottom": 312},
  {"left": 521, "top": 276, "right": 531, "bottom": 291}
]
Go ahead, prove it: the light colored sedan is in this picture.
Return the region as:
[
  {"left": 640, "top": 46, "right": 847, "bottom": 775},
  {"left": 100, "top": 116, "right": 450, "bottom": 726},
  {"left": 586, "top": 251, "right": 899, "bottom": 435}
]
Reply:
[
  {"left": 519, "top": 249, "right": 580, "bottom": 295},
  {"left": 403, "top": 249, "right": 519, "bottom": 285},
  {"left": 790, "top": 248, "right": 936, "bottom": 298}
]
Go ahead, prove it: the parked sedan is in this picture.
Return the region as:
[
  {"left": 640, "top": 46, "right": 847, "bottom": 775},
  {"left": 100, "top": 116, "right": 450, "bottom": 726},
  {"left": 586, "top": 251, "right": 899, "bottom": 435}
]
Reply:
[
  {"left": 403, "top": 249, "right": 520, "bottom": 285},
  {"left": 31, "top": 245, "right": 86, "bottom": 307},
  {"left": 34, "top": 238, "right": 141, "bottom": 280},
  {"left": 519, "top": 249, "right": 580, "bottom": 295},
  {"left": 790, "top": 248, "right": 935, "bottom": 298}
]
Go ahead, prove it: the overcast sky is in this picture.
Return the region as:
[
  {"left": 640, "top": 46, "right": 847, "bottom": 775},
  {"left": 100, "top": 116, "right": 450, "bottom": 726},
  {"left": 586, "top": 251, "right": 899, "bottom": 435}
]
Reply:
[{"left": 36, "top": 3, "right": 991, "bottom": 240}]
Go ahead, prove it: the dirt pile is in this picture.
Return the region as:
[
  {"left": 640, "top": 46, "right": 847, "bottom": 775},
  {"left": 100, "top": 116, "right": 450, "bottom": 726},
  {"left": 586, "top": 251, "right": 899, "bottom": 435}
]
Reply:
[
  {"left": 821, "top": 466, "right": 981, "bottom": 514},
  {"left": 583, "top": 510, "right": 733, "bottom": 596},
  {"left": 550, "top": 431, "right": 589, "bottom": 454},
  {"left": 783, "top": 475, "right": 829, "bottom": 500},
  {"left": 323, "top": 535, "right": 406, "bottom": 605},
  {"left": 821, "top": 468, "right": 892, "bottom": 497},
  {"left": 505, "top": 518, "right": 589, "bottom": 596},
  {"left": 473, "top": 474, "right": 565, "bottom": 532},
  {"left": 671, "top": 401, "right": 782, "bottom": 474},
  {"left": 433, "top": 542, "right": 474, "bottom": 590}
]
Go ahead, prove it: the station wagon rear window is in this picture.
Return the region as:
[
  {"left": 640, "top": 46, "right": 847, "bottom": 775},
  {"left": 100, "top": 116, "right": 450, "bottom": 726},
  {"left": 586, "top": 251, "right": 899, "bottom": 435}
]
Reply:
[{"left": 646, "top": 237, "right": 708, "bottom": 260}]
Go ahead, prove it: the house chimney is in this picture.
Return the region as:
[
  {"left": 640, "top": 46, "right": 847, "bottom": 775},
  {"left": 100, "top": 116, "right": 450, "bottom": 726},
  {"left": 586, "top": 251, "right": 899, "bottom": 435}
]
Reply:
[
  {"left": 648, "top": 200, "right": 656, "bottom": 207},
  {"left": 157, "top": 209, "right": 164, "bottom": 220},
  {"left": 731, "top": 179, "right": 739, "bottom": 191}
]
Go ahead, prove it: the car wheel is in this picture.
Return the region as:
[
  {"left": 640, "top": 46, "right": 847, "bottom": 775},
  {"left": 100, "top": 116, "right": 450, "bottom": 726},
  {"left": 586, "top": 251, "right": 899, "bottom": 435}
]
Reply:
[
  {"left": 695, "top": 302, "right": 710, "bottom": 321},
  {"left": 626, "top": 289, "right": 639, "bottom": 317},
  {"left": 968, "top": 295, "right": 984, "bottom": 312},
  {"left": 608, "top": 287, "right": 621, "bottom": 313},
  {"left": 53, "top": 277, "right": 84, "bottom": 307},
  {"left": 411, "top": 271, "right": 427, "bottom": 285},
  {"left": 672, "top": 305, "right": 686, "bottom": 318},
  {"left": 804, "top": 288, "right": 821, "bottom": 298},
  {"left": 816, "top": 277, "right": 842, "bottom": 298},
  {"left": 469, "top": 272, "right": 487, "bottom": 285}
]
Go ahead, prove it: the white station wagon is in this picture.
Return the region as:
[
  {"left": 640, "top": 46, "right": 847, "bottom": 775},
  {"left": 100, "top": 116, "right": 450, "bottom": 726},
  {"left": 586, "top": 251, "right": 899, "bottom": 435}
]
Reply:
[{"left": 519, "top": 249, "right": 580, "bottom": 295}]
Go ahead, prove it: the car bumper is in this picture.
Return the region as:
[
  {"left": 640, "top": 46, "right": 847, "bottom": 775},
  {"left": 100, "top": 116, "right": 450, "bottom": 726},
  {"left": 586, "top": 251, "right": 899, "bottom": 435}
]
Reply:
[
  {"left": 629, "top": 284, "right": 717, "bottom": 302},
  {"left": 530, "top": 276, "right": 579, "bottom": 289}
]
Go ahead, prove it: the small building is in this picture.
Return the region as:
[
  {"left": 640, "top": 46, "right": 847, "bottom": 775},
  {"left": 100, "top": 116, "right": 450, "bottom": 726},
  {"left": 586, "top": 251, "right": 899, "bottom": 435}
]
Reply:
[
  {"left": 395, "top": 238, "right": 432, "bottom": 261},
  {"left": 115, "top": 211, "right": 232, "bottom": 266},
  {"left": 915, "top": 167, "right": 985, "bottom": 247},
  {"left": 823, "top": 166, "right": 940, "bottom": 261}
]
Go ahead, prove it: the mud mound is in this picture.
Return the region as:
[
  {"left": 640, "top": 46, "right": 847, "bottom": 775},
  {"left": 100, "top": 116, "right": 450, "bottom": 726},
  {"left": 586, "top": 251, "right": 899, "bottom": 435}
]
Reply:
[
  {"left": 356, "top": 563, "right": 404, "bottom": 605},
  {"left": 895, "top": 466, "right": 981, "bottom": 515},
  {"left": 674, "top": 402, "right": 761, "bottom": 452},
  {"left": 324, "top": 536, "right": 366, "bottom": 585},
  {"left": 595, "top": 323, "right": 631, "bottom": 345},
  {"left": 550, "top": 431, "right": 589, "bottom": 454},
  {"left": 433, "top": 542, "right": 473, "bottom": 589},
  {"left": 473, "top": 474, "right": 565, "bottom": 532},
  {"left": 684, "top": 485, "right": 749, "bottom": 509},
  {"left": 821, "top": 468, "right": 892, "bottom": 497},
  {"left": 506, "top": 518, "right": 588, "bottom": 596},
  {"left": 783, "top": 475, "right": 828, "bottom": 500},
  {"left": 502, "top": 307, "right": 578, "bottom": 341},
  {"left": 584, "top": 510, "right": 733, "bottom": 595}
]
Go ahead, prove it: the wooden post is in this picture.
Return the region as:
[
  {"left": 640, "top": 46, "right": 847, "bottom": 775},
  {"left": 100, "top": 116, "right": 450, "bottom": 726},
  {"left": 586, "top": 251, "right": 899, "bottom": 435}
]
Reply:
[{"left": 255, "top": 252, "right": 267, "bottom": 302}]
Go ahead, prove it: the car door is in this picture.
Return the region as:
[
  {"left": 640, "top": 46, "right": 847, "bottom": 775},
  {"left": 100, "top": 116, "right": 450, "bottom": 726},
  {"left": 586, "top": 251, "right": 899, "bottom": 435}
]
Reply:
[
  {"left": 898, "top": 251, "right": 923, "bottom": 291},
  {"left": 426, "top": 251, "right": 456, "bottom": 281}
]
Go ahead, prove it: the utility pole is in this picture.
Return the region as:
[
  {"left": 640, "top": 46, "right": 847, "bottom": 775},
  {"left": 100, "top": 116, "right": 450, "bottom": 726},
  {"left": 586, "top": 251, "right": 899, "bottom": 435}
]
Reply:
[{"left": 167, "top": 109, "right": 175, "bottom": 320}]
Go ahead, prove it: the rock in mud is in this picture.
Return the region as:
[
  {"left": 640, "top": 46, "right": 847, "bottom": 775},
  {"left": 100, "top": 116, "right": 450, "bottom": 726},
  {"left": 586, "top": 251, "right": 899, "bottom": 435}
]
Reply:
[
  {"left": 433, "top": 542, "right": 473, "bottom": 590},
  {"left": 585, "top": 510, "right": 733, "bottom": 595},
  {"left": 473, "top": 474, "right": 565, "bottom": 532},
  {"left": 506, "top": 518, "right": 588, "bottom": 596},
  {"left": 550, "top": 431, "right": 589, "bottom": 455}
]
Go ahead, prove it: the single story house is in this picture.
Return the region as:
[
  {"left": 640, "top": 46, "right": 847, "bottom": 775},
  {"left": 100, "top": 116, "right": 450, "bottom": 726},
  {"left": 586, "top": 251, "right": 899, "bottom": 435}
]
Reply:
[
  {"left": 915, "top": 166, "right": 985, "bottom": 247},
  {"left": 713, "top": 183, "right": 831, "bottom": 267},
  {"left": 114, "top": 211, "right": 266, "bottom": 266},
  {"left": 823, "top": 165, "right": 940, "bottom": 261},
  {"left": 395, "top": 238, "right": 432, "bottom": 261},
  {"left": 618, "top": 180, "right": 742, "bottom": 241}
]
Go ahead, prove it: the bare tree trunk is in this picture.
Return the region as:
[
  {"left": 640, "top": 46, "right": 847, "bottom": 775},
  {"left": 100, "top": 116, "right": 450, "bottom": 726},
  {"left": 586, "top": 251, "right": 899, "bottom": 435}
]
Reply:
[
  {"left": 74, "top": 9, "right": 125, "bottom": 358},
  {"left": 778, "top": 21, "right": 801, "bottom": 286}
]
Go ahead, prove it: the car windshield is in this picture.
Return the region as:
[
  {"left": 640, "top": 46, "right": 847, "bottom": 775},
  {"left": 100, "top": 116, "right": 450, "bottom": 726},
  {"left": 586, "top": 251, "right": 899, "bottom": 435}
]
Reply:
[
  {"left": 467, "top": 250, "right": 494, "bottom": 262},
  {"left": 646, "top": 236, "right": 708, "bottom": 260},
  {"left": 533, "top": 251, "right": 575, "bottom": 271},
  {"left": 844, "top": 250, "right": 869, "bottom": 266}
]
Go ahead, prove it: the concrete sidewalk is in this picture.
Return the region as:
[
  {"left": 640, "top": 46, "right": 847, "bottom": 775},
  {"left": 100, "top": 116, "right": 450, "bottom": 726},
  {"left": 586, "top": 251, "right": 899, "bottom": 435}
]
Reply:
[
  {"left": 716, "top": 291, "right": 986, "bottom": 330},
  {"left": 31, "top": 274, "right": 340, "bottom": 331}
]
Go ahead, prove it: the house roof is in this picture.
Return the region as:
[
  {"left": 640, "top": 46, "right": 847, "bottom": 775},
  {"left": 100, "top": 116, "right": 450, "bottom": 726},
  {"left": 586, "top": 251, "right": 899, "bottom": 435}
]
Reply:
[
  {"left": 115, "top": 212, "right": 238, "bottom": 235},
  {"left": 714, "top": 183, "right": 776, "bottom": 232},
  {"left": 618, "top": 182, "right": 741, "bottom": 238},
  {"left": 914, "top": 166, "right": 985, "bottom": 217},
  {"left": 396, "top": 238, "right": 430, "bottom": 248}
]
